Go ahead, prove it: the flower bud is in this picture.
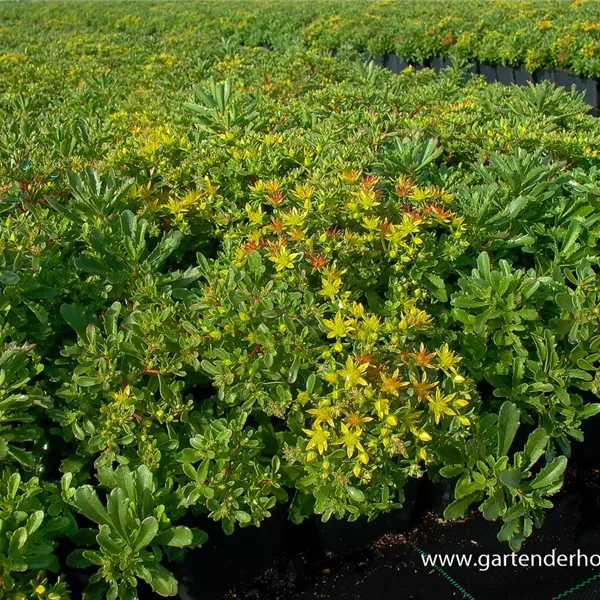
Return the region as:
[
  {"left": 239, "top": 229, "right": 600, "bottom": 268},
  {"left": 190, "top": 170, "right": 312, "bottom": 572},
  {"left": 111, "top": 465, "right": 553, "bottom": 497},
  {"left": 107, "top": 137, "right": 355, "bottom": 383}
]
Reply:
[{"left": 418, "top": 430, "right": 432, "bottom": 442}]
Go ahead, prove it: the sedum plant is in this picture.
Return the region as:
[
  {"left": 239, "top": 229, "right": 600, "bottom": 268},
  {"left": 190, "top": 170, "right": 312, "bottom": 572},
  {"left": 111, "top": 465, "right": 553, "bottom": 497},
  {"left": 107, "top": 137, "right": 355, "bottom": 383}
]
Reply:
[{"left": 186, "top": 248, "right": 475, "bottom": 523}]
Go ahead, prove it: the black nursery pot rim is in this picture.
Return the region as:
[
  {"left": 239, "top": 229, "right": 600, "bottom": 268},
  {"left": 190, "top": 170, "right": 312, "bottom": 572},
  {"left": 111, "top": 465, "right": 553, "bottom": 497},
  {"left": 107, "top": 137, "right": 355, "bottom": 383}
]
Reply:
[{"left": 362, "top": 51, "right": 600, "bottom": 109}]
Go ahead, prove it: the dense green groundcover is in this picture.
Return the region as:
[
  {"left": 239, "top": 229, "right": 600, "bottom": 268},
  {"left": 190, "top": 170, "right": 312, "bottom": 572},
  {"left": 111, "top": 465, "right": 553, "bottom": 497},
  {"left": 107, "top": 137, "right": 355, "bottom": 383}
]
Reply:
[
  {"left": 2, "top": 2, "right": 600, "bottom": 599},
  {"left": 5, "top": 0, "right": 600, "bottom": 77}
]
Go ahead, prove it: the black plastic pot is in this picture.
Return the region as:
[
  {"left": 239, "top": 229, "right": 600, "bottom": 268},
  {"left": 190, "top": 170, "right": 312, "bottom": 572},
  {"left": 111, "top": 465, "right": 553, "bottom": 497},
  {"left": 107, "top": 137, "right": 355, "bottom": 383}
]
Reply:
[
  {"left": 429, "top": 57, "right": 449, "bottom": 73},
  {"left": 416, "top": 477, "right": 457, "bottom": 518},
  {"left": 553, "top": 71, "right": 600, "bottom": 109},
  {"left": 387, "top": 53, "right": 410, "bottom": 74},
  {"left": 513, "top": 65, "right": 534, "bottom": 85},
  {"left": 370, "top": 54, "right": 387, "bottom": 68},
  {"left": 573, "top": 76, "right": 599, "bottom": 108},
  {"left": 553, "top": 69, "right": 577, "bottom": 90},
  {"left": 175, "top": 504, "right": 288, "bottom": 600},
  {"left": 478, "top": 63, "right": 497, "bottom": 83},
  {"left": 310, "top": 477, "right": 422, "bottom": 555},
  {"left": 495, "top": 65, "right": 515, "bottom": 85},
  {"left": 174, "top": 480, "right": 424, "bottom": 599},
  {"left": 534, "top": 69, "right": 555, "bottom": 84},
  {"left": 466, "top": 63, "right": 480, "bottom": 76}
]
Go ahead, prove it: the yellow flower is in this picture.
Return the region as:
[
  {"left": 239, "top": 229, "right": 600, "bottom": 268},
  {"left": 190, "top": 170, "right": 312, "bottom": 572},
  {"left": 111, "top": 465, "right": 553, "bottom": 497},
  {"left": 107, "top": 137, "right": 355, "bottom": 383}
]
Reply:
[
  {"left": 399, "top": 306, "right": 433, "bottom": 330},
  {"left": 361, "top": 314, "right": 381, "bottom": 332},
  {"left": 245, "top": 203, "right": 264, "bottom": 225},
  {"left": 289, "top": 227, "right": 306, "bottom": 241},
  {"left": 340, "top": 168, "right": 362, "bottom": 183},
  {"left": 307, "top": 401, "right": 336, "bottom": 428},
  {"left": 249, "top": 179, "right": 268, "bottom": 194},
  {"left": 398, "top": 213, "right": 422, "bottom": 235},
  {"left": 380, "top": 369, "right": 409, "bottom": 397},
  {"left": 383, "top": 223, "right": 409, "bottom": 245},
  {"left": 400, "top": 410, "right": 424, "bottom": 435},
  {"left": 292, "top": 183, "right": 315, "bottom": 201},
  {"left": 334, "top": 423, "right": 364, "bottom": 457},
  {"left": 453, "top": 398, "right": 469, "bottom": 409},
  {"left": 165, "top": 190, "right": 202, "bottom": 215},
  {"left": 324, "top": 371, "right": 339, "bottom": 384},
  {"left": 411, "top": 343, "right": 437, "bottom": 369},
  {"left": 427, "top": 388, "right": 457, "bottom": 424},
  {"left": 410, "top": 372, "right": 438, "bottom": 401},
  {"left": 323, "top": 312, "right": 355, "bottom": 338},
  {"left": 436, "top": 343, "right": 462, "bottom": 373},
  {"left": 112, "top": 385, "right": 132, "bottom": 406},
  {"left": 417, "top": 430, "right": 432, "bottom": 442},
  {"left": 362, "top": 215, "right": 381, "bottom": 231},
  {"left": 297, "top": 391, "right": 310, "bottom": 405},
  {"left": 344, "top": 411, "right": 374, "bottom": 428},
  {"left": 386, "top": 414, "right": 398, "bottom": 427},
  {"left": 319, "top": 276, "right": 342, "bottom": 300},
  {"left": 350, "top": 302, "right": 366, "bottom": 319},
  {"left": 355, "top": 188, "right": 380, "bottom": 210},
  {"left": 338, "top": 356, "right": 369, "bottom": 389},
  {"left": 265, "top": 180, "right": 283, "bottom": 195},
  {"left": 302, "top": 425, "right": 330, "bottom": 455},
  {"left": 281, "top": 207, "right": 306, "bottom": 228},
  {"left": 583, "top": 43, "right": 596, "bottom": 59},
  {"left": 374, "top": 397, "right": 390, "bottom": 418},
  {"left": 268, "top": 247, "right": 298, "bottom": 271}
]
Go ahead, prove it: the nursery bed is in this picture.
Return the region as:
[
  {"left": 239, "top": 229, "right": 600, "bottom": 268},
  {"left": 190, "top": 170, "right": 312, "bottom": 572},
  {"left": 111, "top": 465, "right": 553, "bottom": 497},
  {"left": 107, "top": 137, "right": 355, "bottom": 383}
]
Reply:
[{"left": 4, "top": 2, "right": 600, "bottom": 599}]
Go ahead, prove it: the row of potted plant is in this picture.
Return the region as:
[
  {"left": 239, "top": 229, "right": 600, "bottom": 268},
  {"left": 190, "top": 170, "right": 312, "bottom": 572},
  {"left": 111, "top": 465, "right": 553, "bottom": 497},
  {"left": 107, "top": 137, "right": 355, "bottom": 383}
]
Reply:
[
  {"left": 6, "top": 1, "right": 600, "bottom": 79},
  {"left": 269, "top": 0, "right": 600, "bottom": 78},
  {"left": 370, "top": 55, "right": 600, "bottom": 108}
]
